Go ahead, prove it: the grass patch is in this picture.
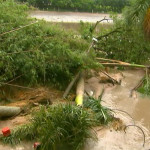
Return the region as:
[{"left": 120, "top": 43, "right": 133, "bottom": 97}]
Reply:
[
  {"left": 138, "top": 77, "right": 150, "bottom": 96},
  {"left": 0, "top": 99, "right": 113, "bottom": 150}
]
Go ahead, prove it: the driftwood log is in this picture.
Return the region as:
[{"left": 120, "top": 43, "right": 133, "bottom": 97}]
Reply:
[{"left": 0, "top": 106, "right": 21, "bottom": 118}]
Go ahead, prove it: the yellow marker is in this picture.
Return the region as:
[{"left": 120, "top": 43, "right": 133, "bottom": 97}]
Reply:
[{"left": 75, "top": 95, "right": 83, "bottom": 106}]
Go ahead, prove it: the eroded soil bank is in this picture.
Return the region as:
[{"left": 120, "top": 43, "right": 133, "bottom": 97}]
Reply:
[{"left": 0, "top": 69, "right": 150, "bottom": 150}]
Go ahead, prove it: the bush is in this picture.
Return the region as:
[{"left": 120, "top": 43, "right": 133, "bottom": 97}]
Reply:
[{"left": 0, "top": 0, "right": 98, "bottom": 88}]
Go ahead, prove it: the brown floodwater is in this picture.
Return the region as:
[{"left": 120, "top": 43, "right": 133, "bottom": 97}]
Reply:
[
  {"left": 30, "top": 11, "right": 114, "bottom": 23},
  {"left": 1, "top": 69, "right": 150, "bottom": 150},
  {"left": 85, "top": 69, "right": 150, "bottom": 150}
]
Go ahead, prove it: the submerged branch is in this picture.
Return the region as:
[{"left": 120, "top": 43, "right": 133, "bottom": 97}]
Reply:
[
  {"left": 130, "top": 76, "right": 145, "bottom": 97},
  {"left": 100, "top": 70, "right": 120, "bottom": 85},
  {"left": 124, "top": 125, "right": 146, "bottom": 147}
]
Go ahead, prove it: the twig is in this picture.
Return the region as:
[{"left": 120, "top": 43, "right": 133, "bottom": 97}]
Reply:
[
  {"left": 111, "top": 109, "right": 135, "bottom": 125},
  {"left": 97, "top": 27, "right": 122, "bottom": 40},
  {"left": 99, "top": 88, "right": 105, "bottom": 99},
  {"left": 87, "top": 41, "right": 94, "bottom": 53},
  {"left": 130, "top": 76, "right": 145, "bottom": 97},
  {"left": 96, "top": 57, "right": 130, "bottom": 65},
  {"left": 100, "top": 70, "right": 120, "bottom": 85},
  {"left": 124, "top": 125, "right": 146, "bottom": 147},
  {"left": 90, "top": 17, "right": 112, "bottom": 33},
  {"left": 0, "top": 82, "right": 34, "bottom": 90},
  {"left": 0, "top": 21, "right": 38, "bottom": 37},
  {"left": 100, "top": 63, "right": 149, "bottom": 68},
  {"left": 6, "top": 75, "right": 23, "bottom": 84}
]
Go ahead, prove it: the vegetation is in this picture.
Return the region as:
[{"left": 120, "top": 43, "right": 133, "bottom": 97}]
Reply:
[
  {"left": 77, "top": 0, "right": 150, "bottom": 64},
  {"left": 138, "top": 76, "right": 150, "bottom": 96},
  {"left": 84, "top": 96, "right": 113, "bottom": 125},
  {"left": 0, "top": 102, "right": 113, "bottom": 150},
  {"left": 18, "top": 0, "right": 129, "bottom": 13},
  {"left": 0, "top": 0, "right": 99, "bottom": 89}
]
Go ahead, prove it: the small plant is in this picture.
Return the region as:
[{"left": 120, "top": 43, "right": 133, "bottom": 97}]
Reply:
[
  {"left": 83, "top": 96, "right": 113, "bottom": 125},
  {"left": 138, "top": 76, "right": 150, "bottom": 96}
]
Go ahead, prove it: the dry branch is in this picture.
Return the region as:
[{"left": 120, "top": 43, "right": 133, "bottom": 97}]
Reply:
[
  {"left": 96, "top": 27, "right": 122, "bottom": 40},
  {"left": 63, "top": 72, "right": 81, "bottom": 98},
  {"left": 100, "top": 63, "right": 149, "bottom": 68},
  {"left": 96, "top": 57, "right": 130, "bottom": 65},
  {"left": 0, "top": 82, "right": 34, "bottom": 90},
  {"left": 130, "top": 76, "right": 145, "bottom": 97},
  {"left": 0, "top": 21, "right": 38, "bottom": 37},
  {"left": 124, "top": 125, "right": 146, "bottom": 147},
  {"left": 90, "top": 17, "right": 112, "bottom": 33},
  {"left": 100, "top": 70, "right": 120, "bottom": 84}
]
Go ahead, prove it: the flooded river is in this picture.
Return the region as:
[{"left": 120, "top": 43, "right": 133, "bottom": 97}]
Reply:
[
  {"left": 1, "top": 69, "right": 150, "bottom": 150},
  {"left": 30, "top": 11, "right": 113, "bottom": 23}
]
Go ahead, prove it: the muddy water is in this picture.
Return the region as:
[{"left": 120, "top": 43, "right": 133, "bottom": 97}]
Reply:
[
  {"left": 1, "top": 69, "right": 150, "bottom": 150},
  {"left": 30, "top": 11, "right": 114, "bottom": 23},
  {"left": 85, "top": 69, "right": 150, "bottom": 150}
]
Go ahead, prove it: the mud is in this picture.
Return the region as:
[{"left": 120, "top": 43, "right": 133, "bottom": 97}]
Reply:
[{"left": 85, "top": 69, "right": 150, "bottom": 150}]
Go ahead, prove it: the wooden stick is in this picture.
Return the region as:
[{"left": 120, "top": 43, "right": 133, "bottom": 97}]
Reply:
[
  {"left": 6, "top": 75, "right": 23, "bottom": 84},
  {"left": 0, "top": 82, "right": 34, "bottom": 90},
  {"left": 100, "top": 70, "right": 120, "bottom": 84},
  {"left": 100, "top": 63, "right": 149, "bottom": 68},
  {"left": 97, "top": 27, "right": 122, "bottom": 40},
  {"left": 63, "top": 72, "right": 81, "bottom": 98},
  {"left": 96, "top": 57, "right": 130, "bottom": 65},
  {"left": 0, "top": 21, "right": 38, "bottom": 37},
  {"left": 130, "top": 76, "right": 145, "bottom": 97}
]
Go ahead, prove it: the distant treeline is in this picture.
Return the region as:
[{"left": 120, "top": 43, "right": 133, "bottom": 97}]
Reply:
[{"left": 18, "top": 0, "right": 129, "bottom": 13}]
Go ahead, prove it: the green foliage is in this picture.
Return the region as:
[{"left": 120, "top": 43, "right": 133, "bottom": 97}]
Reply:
[
  {"left": 138, "top": 76, "right": 150, "bottom": 96},
  {"left": 18, "top": 0, "right": 129, "bottom": 13},
  {"left": 0, "top": 104, "right": 98, "bottom": 150},
  {"left": 95, "top": 25, "right": 150, "bottom": 64},
  {"left": 79, "top": 21, "right": 92, "bottom": 40},
  {"left": 84, "top": 96, "right": 113, "bottom": 125},
  {"left": 123, "top": 0, "right": 150, "bottom": 25},
  {"left": 0, "top": 0, "right": 99, "bottom": 88}
]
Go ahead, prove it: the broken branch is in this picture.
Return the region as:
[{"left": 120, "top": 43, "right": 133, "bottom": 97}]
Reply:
[
  {"left": 0, "top": 21, "right": 38, "bottom": 37},
  {"left": 100, "top": 63, "right": 149, "bottom": 68},
  {"left": 63, "top": 72, "right": 81, "bottom": 98}
]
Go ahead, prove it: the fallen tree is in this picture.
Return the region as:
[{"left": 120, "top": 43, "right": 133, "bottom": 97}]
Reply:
[{"left": 0, "top": 106, "right": 21, "bottom": 118}]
